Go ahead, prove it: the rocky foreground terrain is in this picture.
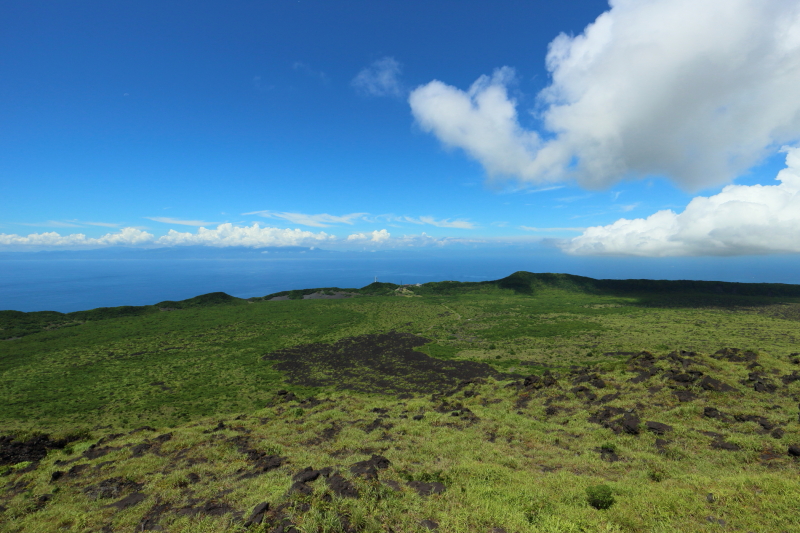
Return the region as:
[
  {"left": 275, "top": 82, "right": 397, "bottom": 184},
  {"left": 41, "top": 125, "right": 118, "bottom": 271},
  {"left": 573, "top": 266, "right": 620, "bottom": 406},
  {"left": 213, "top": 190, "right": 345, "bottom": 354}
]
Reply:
[{"left": 2, "top": 335, "right": 799, "bottom": 532}]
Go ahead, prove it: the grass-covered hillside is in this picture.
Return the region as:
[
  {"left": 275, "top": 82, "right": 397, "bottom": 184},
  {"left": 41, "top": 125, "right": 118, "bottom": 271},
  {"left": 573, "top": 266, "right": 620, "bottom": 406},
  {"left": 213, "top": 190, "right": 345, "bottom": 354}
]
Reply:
[{"left": 1, "top": 272, "right": 799, "bottom": 532}]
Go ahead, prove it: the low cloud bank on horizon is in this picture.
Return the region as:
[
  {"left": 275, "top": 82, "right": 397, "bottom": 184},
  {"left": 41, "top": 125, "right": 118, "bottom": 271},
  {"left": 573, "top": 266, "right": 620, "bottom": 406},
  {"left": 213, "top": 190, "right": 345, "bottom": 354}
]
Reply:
[
  {"left": 410, "top": 0, "right": 800, "bottom": 191},
  {"left": 0, "top": 224, "right": 465, "bottom": 250}
]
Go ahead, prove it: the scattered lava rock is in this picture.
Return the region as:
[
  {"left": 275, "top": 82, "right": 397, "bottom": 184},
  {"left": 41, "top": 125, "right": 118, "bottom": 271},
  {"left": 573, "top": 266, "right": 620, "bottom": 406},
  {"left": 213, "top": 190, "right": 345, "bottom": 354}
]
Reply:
[
  {"left": 305, "top": 424, "right": 341, "bottom": 446},
  {"left": 327, "top": 474, "right": 359, "bottom": 498},
  {"left": 703, "top": 407, "right": 729, "bottom": 421},
  {"left": 105, "top": 492, "right": 147, "bottom": 511},
  {"left": 139, "top": 502, "right": 171, "bottom": 531},
  {"left": 598, "top": 446, "right": 620, "bottom": 462},
  {"left": 788, "top": 445, "right": 800, "bottom": 457},
  {"left": 699, "top": 376, "right": 735, "bottom": 392},
  {"left": 420, "top": 519, "right": 439, "bottom": 530},
  {"left": 673, "top": 390, "right": 697, "bottom": 403},
  {"left": 713, "top": 348, "right": 757, "bottom": 363},
  {"left": 781, "top": 371, "right": 800, "bottom": 385},
  {"left": 84, "top": 444, "right": 122, "bottom": 460},
  {"left": 407, "top": 481, "right": 446, "bottom": 496},
  {"left": 263, "top": 332, "right": 516, "bottom": 395},
  {"left": 293, "top": 467, "right": 321, "bottom": 483},
  {"left": 645, "top": 421, "right": 673, "bottom": 435},
  {"left": 620, "top": 413, "right": 641, "bottom": 435},
  {"left": 734, "top": 414, "right": 774, "bottom": 432},
  {"left": 363, "top": 418, "right": 393, "bottom": 434},
  {"left": 0, "top": 434, "right": 73, "bottom": 466},
  {"left": 587, "top": 406, "right": 626, "bottom": 429},
  {"left": 710, "top": 438, "right": 740, "bottom": 452},
  {"left": 83, "top": 477, "right": 144, "bottom": 500},
  {"left": 287, "top": 481, "right": 313, "bottom": 496},
  {"left": 571, "top": 386, "right": 597, "bottom": 402},
  {"left": 245, "top": 502, "right": 269, "bottom": 527},
  {"left": 350, "top": 454, "right": 390, "bottom": 480}
]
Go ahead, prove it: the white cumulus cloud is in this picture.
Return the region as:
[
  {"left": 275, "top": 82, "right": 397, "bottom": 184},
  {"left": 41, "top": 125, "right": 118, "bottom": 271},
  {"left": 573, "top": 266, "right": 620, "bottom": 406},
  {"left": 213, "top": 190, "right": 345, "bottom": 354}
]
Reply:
[
  {"left": 155, "top": 223, "right": 334, "bottom": 247},
  {"left": 410, "top": 0, "right": 800, "bottom": 190},
  {"left": 352, "top": 57, "right": 404, "bottom": 97},
  {"left": 562, "top": 147, "right": 800, "bottom": 256},
  {"left": 0, "top": 227, "right": 154, "bottom": 248},
  {"left": 346, "top": 229, "right": 391, "bottom": 243}
]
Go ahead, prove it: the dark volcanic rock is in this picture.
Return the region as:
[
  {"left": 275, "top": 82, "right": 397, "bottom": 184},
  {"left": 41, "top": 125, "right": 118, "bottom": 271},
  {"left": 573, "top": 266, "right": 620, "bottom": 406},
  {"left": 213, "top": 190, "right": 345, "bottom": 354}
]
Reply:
[
  {"left": 598, "top": 446, "right": 620, "bottom": 462},
  {"left": 293, "top": 467, "right": 321, "bottom": 483},
  {"left": 699, "top": 376, "right": 735, "bottom": 392},
  {"left": 244, "top": 502, "right": 269, "bottom": 527},
  {"left": 105, "top": 492, "right": 146, "bottom": 510},
  {"left": 734, "top": 414, "right": 774, "bottom": 431},
  {"left": 781, "top": 371, "right": 800, "bottom": 384},
  {"left": 621, "top": 413, "right": 641, "bottom": 435},
  {"left": 287, "top": 481, "right": 313, "bottom": 496},
  {"left": 710, "top": 439, "right": 740, "bottom": 452},
  {"left": 407, "top": 481, "right": 446, "bottom": 496},
  {"left": 84, "top": 477, "right": 144, "bottom": 500},
  {"left": 263, "top": 332, "right": 515, "bottom": 395},
  {"left": 571, "top": 386, "right": 597, "bottom": 402},
  {"left": 349, "top": 454, "right": 390, "bottom": 480},
  {"left": 673, "top": 390, "right": 697, "bottom": 402},
  {"left": 645, "top": 421, "right": 673, "bottom": 435},
  {"left": 703, "top": 407, "right": 728, "bottom": 421},
  {"left": 0, "top": 434, "right": 73, "bottom": 466},
  {"left": 327, "top": 474, "right": 359, "bottom": 498},
  {"left": 788, "top": 445, "right": 800, "bottom": 457},
  {"left": 713, "top": 348, "right": 757, "bottom": 363}
]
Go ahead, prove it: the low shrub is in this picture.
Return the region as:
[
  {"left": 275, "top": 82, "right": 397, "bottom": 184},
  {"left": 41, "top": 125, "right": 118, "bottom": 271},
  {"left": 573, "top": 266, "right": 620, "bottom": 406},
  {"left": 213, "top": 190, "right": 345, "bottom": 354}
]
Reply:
[{"left": 586, "top": 484, "right": 615, "bottom": 510}]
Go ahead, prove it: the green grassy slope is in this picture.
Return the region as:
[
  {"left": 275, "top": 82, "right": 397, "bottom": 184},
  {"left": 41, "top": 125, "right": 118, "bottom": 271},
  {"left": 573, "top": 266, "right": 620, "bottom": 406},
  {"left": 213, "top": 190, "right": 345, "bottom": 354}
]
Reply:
[{"left": 1, "top": 272, "right": 799, "bottom": 532}]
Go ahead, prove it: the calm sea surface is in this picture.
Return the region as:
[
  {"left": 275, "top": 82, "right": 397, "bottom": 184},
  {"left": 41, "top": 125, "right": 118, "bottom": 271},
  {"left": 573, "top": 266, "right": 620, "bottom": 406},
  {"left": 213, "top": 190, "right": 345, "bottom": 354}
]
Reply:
[{"left": 2, "top": 248, "right": 800, "bottom": 312}]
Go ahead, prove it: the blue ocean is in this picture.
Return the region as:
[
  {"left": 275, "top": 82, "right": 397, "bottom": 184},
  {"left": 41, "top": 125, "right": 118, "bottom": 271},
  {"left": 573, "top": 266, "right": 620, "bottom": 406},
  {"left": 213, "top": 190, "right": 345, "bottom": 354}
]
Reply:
[{"left": 2, "top": 246, "right": 800, "bottom": 313}]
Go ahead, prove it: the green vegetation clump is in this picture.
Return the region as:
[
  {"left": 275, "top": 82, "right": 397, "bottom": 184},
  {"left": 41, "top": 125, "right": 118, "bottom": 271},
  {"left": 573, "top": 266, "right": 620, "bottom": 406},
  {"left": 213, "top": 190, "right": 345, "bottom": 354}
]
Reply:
[{"left": 586, "top": 484, "right": 615, "bottom": 510}]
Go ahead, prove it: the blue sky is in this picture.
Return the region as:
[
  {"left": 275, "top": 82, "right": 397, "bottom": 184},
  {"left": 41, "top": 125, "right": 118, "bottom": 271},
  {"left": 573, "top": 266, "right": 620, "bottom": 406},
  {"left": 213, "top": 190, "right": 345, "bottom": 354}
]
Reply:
[{"left": 2, "top": 0, "right": 799, "bottom": 257}]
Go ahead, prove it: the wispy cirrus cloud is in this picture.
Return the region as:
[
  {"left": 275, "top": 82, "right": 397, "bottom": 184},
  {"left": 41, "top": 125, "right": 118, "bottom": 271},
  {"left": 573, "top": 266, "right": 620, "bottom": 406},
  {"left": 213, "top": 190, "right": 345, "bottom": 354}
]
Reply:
[
  {"left": 293, "top": 61, "right": 329, "bottom": 84},
  {"left": 146, "top": 217, "right": 220, "bottom": 226},
  {"left": 352, "top": 57, "right": 404, "bottom": 97},
  {"left": 245, "top": 211, "right": 367, "bottom": 228},
  {"left": 398, "top": 216, "right": 475, "bottom": 229},
  {"left": 520, "top": 226, "right": 585, "bottom": 232},
  {"left": 18, "top": 220, "right": 84, "bottom": 228}
]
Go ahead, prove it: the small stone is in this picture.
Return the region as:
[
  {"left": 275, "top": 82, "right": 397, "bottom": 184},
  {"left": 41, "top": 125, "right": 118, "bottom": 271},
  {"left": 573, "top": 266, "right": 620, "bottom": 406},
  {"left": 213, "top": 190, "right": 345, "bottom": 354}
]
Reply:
[{"left": 420, "top": 519, "right": 439, "bottom": 530}]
